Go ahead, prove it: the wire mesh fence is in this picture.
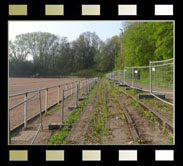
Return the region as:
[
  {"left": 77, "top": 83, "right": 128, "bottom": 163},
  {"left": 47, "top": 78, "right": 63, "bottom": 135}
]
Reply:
[
  {"left": 106, "top": 58, "right": 174, "bottom": 106},
  {"left": 9, "top": 77, "right": 99, "bottom": 145}
]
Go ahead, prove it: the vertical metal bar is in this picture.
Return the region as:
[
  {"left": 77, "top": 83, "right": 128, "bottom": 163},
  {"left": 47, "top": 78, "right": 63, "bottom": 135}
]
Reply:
[
  {"left": 45, "top": 88, "right": 48, "bottom": 113},
  {"left": 38, "top": 91, "right": 43, "bottom": 130},
  {"left": 71, "top": 82, "right": 73, "bottom": 95},
  {"left": 24, "top": 92, "right": 28, "bottom": 129},
  {"left": 8, "top": 107, "right": 11, "bottom": 145},
  {"left": 118, "top": 71, "right": 120, "bottom": 83},
  {"left": 76, "top": 84, "right": 79, "bottom": 108},
  {"left": 78, "top": 80, "right": 80, "bottom": 89},
  {"left": 150, "top": 61, "right": 152, "bottom": 93},
  {"left": 58, "top": 86, "right": 60, "bottom": 104},
  {"left": 124, "top": 69, "right": 125, "bottom": 84},
  {"left": 132, "top": 67, "right": 134, "bottom": 87},
  {"left": 61, "top": 89, "right": 64, "bottom": 124}
]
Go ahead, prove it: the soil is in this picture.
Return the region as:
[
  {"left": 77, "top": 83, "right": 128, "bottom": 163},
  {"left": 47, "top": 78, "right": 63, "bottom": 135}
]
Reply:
[
  {"left": 118, "top": 93, "right": 169, "bottom": 144},
  {"left": 105, "top": 97, "right": 133, "bottom": 145},
  {"left": 64, "top": 94, "right": 96, "bottom": 144}
]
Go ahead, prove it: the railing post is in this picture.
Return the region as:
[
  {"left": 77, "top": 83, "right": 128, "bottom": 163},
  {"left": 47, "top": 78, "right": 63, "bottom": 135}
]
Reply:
[
  {"left": 45, "top": 88, "right": 48, "bottom": 113},
  {"left": 58, "top": 86, "right": 60, "bottom": 104},
  {"left": 123, "top": 69, "right": 125, "bottom": 84},
  {"left": 76, "top": 84, "right": 79, "bottom": 108},
  {"left": 71, "top": 82, "right": 73, "bottom": 95},
  {"left": 8, "top": 108, "right": 11, "bottom": 144},
  {"left": 38, "top": 90, "right": 43, "bottom": 130},
  {"left": 61, "top": 89, "right": 64, "bottom": 124},
  {"left": 24, "top": 92, "right": 28, "bottom": 129},
  {"left": 150, "top": 61, "right": 152, "bottom": 93},
  {"left": 132, "top": 67, "right": 134, "bottom": 87},
  {"left": 78, "top": 80, "right": 80, "bottom": 89}
]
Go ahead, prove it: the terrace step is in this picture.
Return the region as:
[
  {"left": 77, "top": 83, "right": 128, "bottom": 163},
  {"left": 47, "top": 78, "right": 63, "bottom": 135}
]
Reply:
[{"left": 138, "top": 94, "right": 165, "bottom": 100}]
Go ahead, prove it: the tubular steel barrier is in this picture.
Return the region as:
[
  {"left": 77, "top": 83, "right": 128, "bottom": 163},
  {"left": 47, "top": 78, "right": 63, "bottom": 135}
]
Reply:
[
  {"left": 106, "top": 58, "right": 174, "bottom": 106},
  {"left": 9, "top": 77, "right": 99, "bottom": 145}
]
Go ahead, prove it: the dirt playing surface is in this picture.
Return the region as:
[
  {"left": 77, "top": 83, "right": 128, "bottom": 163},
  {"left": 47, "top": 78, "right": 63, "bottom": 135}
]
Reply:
[{"left": 9, "top": 77, "right": 85, "bottom": 130}]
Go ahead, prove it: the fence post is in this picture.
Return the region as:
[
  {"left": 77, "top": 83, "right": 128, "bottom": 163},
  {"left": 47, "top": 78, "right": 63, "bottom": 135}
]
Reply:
[
  {"left": 85, "top": 79, "right": 88, "bottom": 94},
  {"left": 45, "top": 88, "right": 48, "bottom": 113},
  {"left": 71, "top": 82, "right": 73, "bottom": 95},
  {"left": 61, "top": 89, "right": 64, "bottom": 124},
  {"left": 58, "top": 86, "right": 60, "bottom": 104},
  {"left": 132, "top": 67, "right": 134, "bottom": 87},
  {"left": 9, "top": 109, "right": 11, "bottom": 144},
  {"left": 24, "top": 92, "right": 28, "bottom": 129},
  {"left": 38, "top": 90, "right": 43, "bottom": 130},
  {"left": 149, "top": 61, "right": 152, "bottom": 93},
  {"left": 123, "top": 69, "right": 125, "bottom": 84},
  {"left": 76, "top": 84, "right": 79, "bottom": 108},
  {"left": 78, "top": 80, "right": 80, "bottom": 89}
]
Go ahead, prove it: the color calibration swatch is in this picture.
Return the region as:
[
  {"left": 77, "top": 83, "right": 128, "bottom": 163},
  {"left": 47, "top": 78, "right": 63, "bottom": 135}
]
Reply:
[
  {"left": 8, "top": 150, "right": 175, "bottom": 161},
  {"left": 8, "top": 4, "right": 174, "bottom": 16}
]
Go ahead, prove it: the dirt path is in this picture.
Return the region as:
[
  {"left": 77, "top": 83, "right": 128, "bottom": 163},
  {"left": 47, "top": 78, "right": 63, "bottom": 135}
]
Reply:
[
  {"left": 106, "top": 96, "right": 133, "bottom": 145},
  {"left": 11, "top": 90, "right": 85, "bottom": 145},
  {"left": 118, "top": 92, "right": 168, "bottom": 144},
  {"left": 64, "top": 94, "right": 96, "bottom": 144}
]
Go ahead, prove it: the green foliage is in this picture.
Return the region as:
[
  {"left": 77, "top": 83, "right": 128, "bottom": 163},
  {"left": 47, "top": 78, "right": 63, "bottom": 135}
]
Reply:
[{"left": 115, "top": 22, "right": 173, "bottom": 69}]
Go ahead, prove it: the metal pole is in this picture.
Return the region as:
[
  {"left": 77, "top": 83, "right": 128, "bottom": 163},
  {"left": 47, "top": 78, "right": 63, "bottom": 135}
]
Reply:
[
  {"left": 123, "top": 69, "right": 125, "bottom": 84},
  {"left": 38, "top": 91, "right": 43, "bottom": 130},
  {"left": 8, "top": 108, "right": 11, "bottom": 145},
  {"left": 132, "top": 67, "right": 134, "bottom": 87},
  {"left": 76, "top": 84, "right": 79, "bottom": 108},
  {"left": 61, "top": 89, "right": 64, "bottom": 124},
  {"left": 45, "top": 89, "right": 48, "bottom": 113},
  {"left": 71, "top": 83, "right": 73, "bottom": 95},
  {"left": 150, "top": 61, "right": 152, "bottom": 93},
  {"left": 118, "top": 71, "right": 120, "bottom": 83},
  {"left": 58, "top": 86, "right": 60, "bottom": 104},
  {"left": 24, "top": 92, "right": 28, "bottom": 129}
]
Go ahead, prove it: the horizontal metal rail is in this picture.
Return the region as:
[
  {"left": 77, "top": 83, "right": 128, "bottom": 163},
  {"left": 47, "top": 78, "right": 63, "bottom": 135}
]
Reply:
[
  {"left": 9, "top": 92, "right": 38, "bottom": 111},
  {"left": 150, "top": 58, "right": 174, "bottom": 63}
]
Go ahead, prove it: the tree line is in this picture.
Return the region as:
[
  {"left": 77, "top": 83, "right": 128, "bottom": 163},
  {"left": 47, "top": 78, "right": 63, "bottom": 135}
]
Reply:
[{"left": 9, "top": 22, "right": 173, "bottom": 77}]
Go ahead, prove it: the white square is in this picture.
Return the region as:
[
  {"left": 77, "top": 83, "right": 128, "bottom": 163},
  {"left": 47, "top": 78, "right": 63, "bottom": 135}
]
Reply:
[
  {"left": 155, "top": 150, "right": 174, "bottom": 161},
  {"left": 155, "top": 5, "right": 173, "bottom": 15},
  {"left": 118, "top": 5, "right": 137, "bottom": 15},
  {"left": 119, "top": 150, "right": 137, "bottom": 161}
]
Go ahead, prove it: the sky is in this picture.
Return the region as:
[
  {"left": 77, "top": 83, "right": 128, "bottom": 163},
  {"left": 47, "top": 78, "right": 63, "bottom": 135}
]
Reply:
[{"left": 9, "top": 21, "right": 124, "bottom": 42}]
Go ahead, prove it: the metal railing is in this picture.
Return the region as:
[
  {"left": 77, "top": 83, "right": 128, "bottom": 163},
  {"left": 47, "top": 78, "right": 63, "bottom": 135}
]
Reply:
[
  {"left": 106, "top": 58, "right": 174, "bottom": 106},
  {"left": 9, "top": 77, "right": 99, "bottom": 145}
]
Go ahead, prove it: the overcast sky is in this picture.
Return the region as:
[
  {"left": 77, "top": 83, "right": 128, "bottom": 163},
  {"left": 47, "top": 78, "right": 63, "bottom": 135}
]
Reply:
[{"left": 9, "top": 21, "right": 124, "bottom": 42}]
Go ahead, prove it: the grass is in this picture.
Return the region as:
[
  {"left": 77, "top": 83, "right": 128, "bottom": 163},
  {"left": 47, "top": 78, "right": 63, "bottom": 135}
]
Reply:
[{"left": 47, "top": 86, "right": 93, "bottom": 145}]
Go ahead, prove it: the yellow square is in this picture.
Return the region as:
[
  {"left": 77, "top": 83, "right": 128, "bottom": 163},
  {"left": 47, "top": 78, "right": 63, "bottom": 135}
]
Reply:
[
  {"left": 46, "top": 150, "right": 64, "bottom": 161},
  {"left": 82, "top": 5, "right": 100, "bottom": 15},
  {"left": 9, "top": 5, "right": 27, "bottom": 16},
  {"left": 9, "top": 150, "right": 28, "bottom": 161},
  {"left": 45, "top": 5, "right": 64, "bottom": 15}
]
